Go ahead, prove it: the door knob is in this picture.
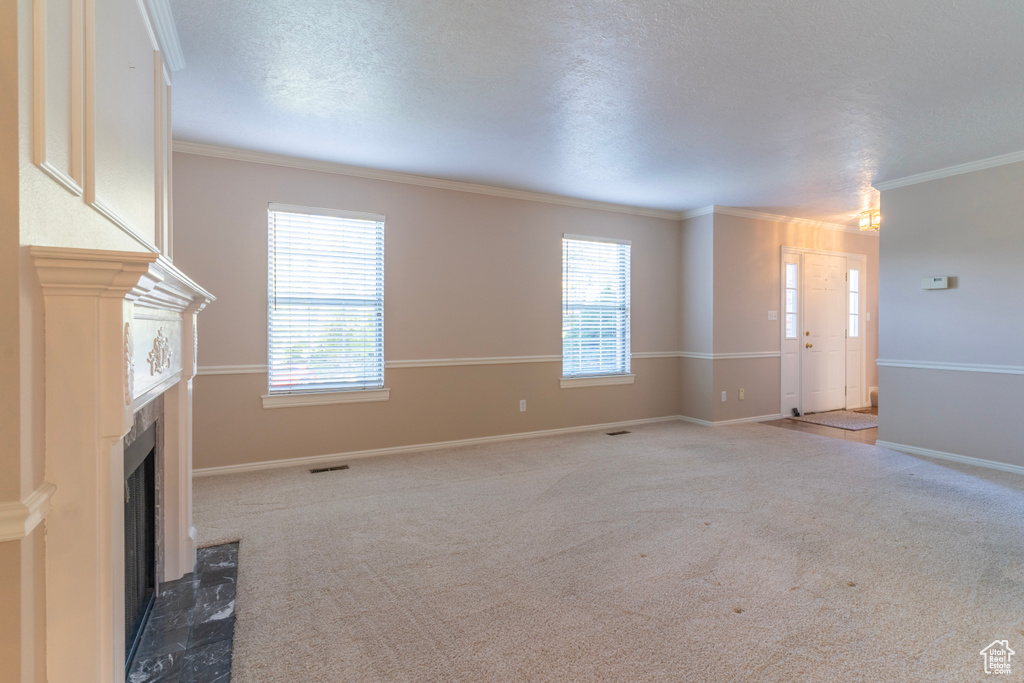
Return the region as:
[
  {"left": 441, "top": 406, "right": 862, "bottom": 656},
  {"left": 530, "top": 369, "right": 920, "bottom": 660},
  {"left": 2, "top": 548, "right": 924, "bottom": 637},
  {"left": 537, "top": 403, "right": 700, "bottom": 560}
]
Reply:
[{"left": 805, "top": 343, "right": 813, "bottom": 349}]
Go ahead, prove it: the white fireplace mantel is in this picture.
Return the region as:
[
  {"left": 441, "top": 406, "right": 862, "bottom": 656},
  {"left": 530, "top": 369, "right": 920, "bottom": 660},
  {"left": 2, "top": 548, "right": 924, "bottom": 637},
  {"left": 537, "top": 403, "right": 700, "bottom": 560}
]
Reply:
[{"left": 31, "top": 247, "right": 214, "bottom": 683}]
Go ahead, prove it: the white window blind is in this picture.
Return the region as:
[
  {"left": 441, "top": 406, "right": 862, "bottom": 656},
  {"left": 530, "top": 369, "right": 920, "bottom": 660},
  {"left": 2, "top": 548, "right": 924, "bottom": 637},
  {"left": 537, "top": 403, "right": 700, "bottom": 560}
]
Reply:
[
  {"left": 267, "top": 204, "right": 384, "bottom": 394},
  {"left": 562, "top": 235, "right": 631, "bottom": 377}
]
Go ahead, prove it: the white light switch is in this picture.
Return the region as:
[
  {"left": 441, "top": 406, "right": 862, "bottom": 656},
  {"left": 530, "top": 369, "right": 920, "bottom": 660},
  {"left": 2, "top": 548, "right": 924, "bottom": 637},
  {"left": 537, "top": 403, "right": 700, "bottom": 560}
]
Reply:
[{"left": 768, "top": 310, "right": 778, "bottom": 321}]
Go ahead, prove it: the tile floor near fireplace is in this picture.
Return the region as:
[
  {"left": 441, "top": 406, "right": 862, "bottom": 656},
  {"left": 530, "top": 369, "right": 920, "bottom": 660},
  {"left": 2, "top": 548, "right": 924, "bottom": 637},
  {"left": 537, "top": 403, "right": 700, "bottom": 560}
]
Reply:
[{"left": 127, "top": 543, "right": 239, "bottom": 683}]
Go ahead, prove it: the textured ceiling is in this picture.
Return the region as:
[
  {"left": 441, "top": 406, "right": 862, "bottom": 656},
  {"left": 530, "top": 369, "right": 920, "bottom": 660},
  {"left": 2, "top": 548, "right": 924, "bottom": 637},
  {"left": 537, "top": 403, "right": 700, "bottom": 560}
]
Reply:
[{"left": 169, "top": 0, "right": 1024, "bottom": 222}]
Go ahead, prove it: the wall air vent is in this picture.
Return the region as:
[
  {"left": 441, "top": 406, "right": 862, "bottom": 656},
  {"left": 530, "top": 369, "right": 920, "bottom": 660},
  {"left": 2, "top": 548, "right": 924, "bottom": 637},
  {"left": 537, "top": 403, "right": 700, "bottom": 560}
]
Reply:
[{"left": 310, "top": 465, "right": 350, "bottom": 474}]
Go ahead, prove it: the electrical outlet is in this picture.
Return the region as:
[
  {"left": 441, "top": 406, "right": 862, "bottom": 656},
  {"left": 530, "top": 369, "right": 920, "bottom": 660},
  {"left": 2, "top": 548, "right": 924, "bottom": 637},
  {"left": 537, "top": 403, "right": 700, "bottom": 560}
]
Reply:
[
  {"left": 739, "top": 388, "right": 745, "bottom": 400},
  {"left": 721, "top": 391, "right": 727, "bottom": 402},
  {"left": 519, "top": 399, "right": 526, "bottom": 412}
]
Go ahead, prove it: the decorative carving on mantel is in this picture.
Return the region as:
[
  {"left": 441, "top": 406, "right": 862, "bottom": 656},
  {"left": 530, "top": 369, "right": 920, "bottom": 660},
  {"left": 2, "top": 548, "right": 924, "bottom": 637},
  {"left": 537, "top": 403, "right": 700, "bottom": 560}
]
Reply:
[
  {"left": 124, "top": 322, "right": 134, "bottom": 405},
  {"left": 147, "top": 328, "right": 172, "bottom": 376}
]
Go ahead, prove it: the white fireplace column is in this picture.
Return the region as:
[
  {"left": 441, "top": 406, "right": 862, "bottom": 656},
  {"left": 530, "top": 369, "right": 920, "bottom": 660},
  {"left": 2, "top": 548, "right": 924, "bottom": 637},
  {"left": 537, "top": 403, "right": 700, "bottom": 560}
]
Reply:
[{"left": 32, "top": 247, "right": 213, "bottom": 683}]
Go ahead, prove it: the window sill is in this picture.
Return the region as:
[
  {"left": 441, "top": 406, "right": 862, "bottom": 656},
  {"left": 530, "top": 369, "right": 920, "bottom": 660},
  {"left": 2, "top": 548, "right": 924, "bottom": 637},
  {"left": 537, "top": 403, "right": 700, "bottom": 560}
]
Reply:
[
  {"left": 262, "top": 388, "right": 390, "bottom": 409},
  {"left": 559, "top": 374, "right": 635, "bottom": 389}
]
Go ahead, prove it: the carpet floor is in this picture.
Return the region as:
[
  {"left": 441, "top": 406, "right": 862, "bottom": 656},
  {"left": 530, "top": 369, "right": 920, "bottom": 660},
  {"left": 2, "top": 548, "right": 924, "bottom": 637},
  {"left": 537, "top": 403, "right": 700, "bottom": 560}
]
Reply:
[{"left": 194, "top": 421, "right": 1024, "bottom": 682}]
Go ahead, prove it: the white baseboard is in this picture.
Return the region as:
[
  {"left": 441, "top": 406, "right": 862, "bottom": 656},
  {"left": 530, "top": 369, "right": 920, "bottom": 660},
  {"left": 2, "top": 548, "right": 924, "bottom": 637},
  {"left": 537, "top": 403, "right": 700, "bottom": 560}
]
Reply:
[
  {"left": 194, "top": 415, "right": 684, "bottom": 477},
  {"left": 875, "top": 440, "right": 1024, "bottom": 477},
  {"left": 678, "top": 414, "right": 782, "bottom": 427}
]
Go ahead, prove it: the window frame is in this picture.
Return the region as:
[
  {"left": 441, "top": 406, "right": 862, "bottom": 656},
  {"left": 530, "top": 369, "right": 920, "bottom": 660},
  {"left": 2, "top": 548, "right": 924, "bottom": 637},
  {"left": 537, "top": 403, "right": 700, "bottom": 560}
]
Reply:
[
  {"left": 848, "top": 267, "right": 860, "bottom": 339},
  {"left": 784, "top": 262, "right": 799, "bottom": 340},
  {"left": 560, "top": 233, "right": 634, "bottom": 389},
  {"left": 262, "top": 203, "right": 388, "bottom": 408}
]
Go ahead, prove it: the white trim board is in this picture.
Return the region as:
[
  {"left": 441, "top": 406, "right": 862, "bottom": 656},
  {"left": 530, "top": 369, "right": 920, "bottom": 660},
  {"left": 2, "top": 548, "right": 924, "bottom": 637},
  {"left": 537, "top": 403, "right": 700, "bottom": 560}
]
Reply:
[
  {"left": 143, "top": 0, "right": 185, "bottom": 71},
  {"left": 193, "top": 415, "right": 684, "bottom": 477},
  {"left": 560, "top": 373, "right": 635, "bottom": 389},
  {"left": 197, "top": 353, "right": 686, "bottom": 375},
  {"left": 197, "top": 364, "right": 267, "bottom": 376},
  {"left": 172, "top": 142, "right": 681, "bottom": 221},
  {"left": 874, "top": 149, "right": 1024, "bottom": 191},
  {"left": 262, "top": 388, "right": 390, "bottom": 409},
  {"left": 0, "top": 482, "right": 57, "bottom": 542},
  {"left": 678, "top": 414, "right": 782, "bottom": 427},
  {"left": 387, "top": 355, "right": 560, "bottom": 368},
  {"left": 678, "top": 351, "right": 781, "bottom": 360},
  {"left": 876, "top": 359, "right": 1024, "bottom": 376},
  {"left": 875, "top": 441, "right": 1024, "bottom": 477},
  {"left": 198, "top": 353, "right": 779, "bottom": 376}
]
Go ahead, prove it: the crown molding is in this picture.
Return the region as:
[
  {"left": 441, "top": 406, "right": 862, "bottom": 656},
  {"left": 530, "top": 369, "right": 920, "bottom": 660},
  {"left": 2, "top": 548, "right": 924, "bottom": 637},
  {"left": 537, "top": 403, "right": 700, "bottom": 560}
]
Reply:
[
  {"left": 172, "top": 141, "right": 682, "bottom": 221},
  {"left": 710, "top": 206, "right": 866, "bottom": 235},
  {"left": 680, "top": 206, "right": 716, "bottom": 219},
  {"left": 144, "top": 0, "right": 185, "bottom": 71},
  {"left": 681, "top": 205, "right": 866, "bottom": 235},
  {"left": 874, "top": 149, "right": 1024, "bottom": 191},
  {"left": 170, "top": 143, "right": 879, "bottom": 233}
]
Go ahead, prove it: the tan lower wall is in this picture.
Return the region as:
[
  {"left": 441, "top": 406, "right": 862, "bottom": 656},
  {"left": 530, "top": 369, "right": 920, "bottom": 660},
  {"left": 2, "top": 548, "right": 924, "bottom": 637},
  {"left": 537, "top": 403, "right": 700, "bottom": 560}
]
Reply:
[
  {"left": 679, "top": 357, "right": 713, "bottom": 423},
  {"left": 679, "top": 357, "right": 782, "bottom": 424},
  {"left": 878, "top": 366, "right": 1024, "bottom": 469},
  {"left": 193, "top": 357, "right": 680, "bottom": 469},
  {"left": 0, "top": 528, "right": 46, "bottom": 683},
  {"left": 712, "top": 357, "right": 781, "bottom": 422},
  {"left": 0, "top": 540, "right": 20, "bottom": 681}
]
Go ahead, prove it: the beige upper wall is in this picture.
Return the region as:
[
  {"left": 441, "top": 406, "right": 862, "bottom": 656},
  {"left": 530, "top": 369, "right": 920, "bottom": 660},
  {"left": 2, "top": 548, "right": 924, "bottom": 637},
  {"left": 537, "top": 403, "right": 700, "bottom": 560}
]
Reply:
[
  {"left": 679, "top": 214, "right": 714, "bottom": 355},
  {"left": 880, "top": 161, "right": 1024, "bottom": 366},
  {"left": 2, "top": 0, "right": 20, "bottom": 505},
  {"left": 172, "top": 152, "right": 682, "bottom": 366},
  {"left": 711, "top": 212, "right": 880, "bottom": 389}
]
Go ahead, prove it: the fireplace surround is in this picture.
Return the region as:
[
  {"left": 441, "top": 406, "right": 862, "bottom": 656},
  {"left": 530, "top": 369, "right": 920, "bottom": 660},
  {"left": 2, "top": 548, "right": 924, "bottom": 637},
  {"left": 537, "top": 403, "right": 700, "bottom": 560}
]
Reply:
[
  {"left": 123, "top": 419, "right": 157, "bottom": 668},
  {"left": 32, "top": 247, "right": 213, "bottom": 683}
]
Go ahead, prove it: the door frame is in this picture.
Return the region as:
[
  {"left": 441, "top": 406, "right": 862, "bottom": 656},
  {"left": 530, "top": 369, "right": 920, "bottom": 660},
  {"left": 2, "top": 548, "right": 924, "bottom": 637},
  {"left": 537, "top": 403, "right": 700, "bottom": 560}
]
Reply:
[{"left": 780, "top": 246, "right": 868, "bottom": 416}]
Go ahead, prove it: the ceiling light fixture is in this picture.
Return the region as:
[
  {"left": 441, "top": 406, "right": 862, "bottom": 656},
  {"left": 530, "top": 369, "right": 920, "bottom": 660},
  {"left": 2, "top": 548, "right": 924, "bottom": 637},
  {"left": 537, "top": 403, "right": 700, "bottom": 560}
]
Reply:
[{"left": 859, "top": 210, "right": 881, "bottom": 232}]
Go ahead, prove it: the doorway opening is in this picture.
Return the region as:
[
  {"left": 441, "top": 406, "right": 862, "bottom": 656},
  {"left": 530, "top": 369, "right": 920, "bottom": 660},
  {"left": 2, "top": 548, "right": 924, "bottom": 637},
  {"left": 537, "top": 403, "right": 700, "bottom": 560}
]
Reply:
[{"left": 780, "top": 247, "right": 867, "bottom": 418}]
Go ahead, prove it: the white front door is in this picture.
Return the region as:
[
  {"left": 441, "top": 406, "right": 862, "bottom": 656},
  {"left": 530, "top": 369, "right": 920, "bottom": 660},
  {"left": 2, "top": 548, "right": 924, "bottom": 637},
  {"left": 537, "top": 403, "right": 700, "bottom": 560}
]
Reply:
[{"left": 801, "top": 253, "right": 847, "bottom": 413}]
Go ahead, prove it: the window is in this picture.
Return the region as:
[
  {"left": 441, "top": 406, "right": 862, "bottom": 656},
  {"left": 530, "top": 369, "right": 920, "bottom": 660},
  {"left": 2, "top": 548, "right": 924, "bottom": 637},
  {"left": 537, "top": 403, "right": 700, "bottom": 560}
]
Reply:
[
  {"left": 785, "top": 262, "right": 798, "bottom": 339},
  {"left": 562, "top": 235, "right": 631, "bottom": 381},
  {"left": 849, "top": 268, "right": 860, "bottom": 338},
  {"left": 266, "top": 204, "right": 385, "bottom": 400}
]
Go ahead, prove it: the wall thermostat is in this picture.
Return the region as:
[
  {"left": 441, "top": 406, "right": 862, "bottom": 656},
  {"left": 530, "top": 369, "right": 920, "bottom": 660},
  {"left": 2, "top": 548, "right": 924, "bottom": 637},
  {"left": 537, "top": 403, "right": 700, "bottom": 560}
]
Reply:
[{"left": 921, "top": 276, "right": 949, "bottom": 290}]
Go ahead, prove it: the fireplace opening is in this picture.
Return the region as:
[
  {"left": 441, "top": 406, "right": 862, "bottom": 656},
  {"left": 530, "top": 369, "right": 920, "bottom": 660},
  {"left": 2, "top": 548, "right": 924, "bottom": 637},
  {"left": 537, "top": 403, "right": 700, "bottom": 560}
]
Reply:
[{"left": 124, "top": 422, "right": 157, "bottom": 670}]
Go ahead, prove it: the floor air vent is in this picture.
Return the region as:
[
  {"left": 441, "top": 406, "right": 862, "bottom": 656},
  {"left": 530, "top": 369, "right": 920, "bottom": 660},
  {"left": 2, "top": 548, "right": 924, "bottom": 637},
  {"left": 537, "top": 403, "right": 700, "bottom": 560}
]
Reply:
[
  {"left": 310, "top": 465, "right": 350, "bottom": 474},
  {"left": 606, "top": 430, "right": 631, "bottom": 436}
]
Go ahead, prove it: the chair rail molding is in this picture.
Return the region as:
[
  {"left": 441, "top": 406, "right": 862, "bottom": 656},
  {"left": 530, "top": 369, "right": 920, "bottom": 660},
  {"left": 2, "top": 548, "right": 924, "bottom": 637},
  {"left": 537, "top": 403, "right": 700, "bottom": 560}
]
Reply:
[
  {"left": 876, "top": 358, "right": 1024, "bottom": 376},
  {"left": 0, "top": 482, "right": 57, "bottom": 542}
]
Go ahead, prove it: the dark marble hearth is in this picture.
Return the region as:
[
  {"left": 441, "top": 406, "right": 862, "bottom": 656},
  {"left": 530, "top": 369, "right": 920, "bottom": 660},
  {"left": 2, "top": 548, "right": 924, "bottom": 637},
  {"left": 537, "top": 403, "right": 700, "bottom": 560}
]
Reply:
[{"left": 128, "top": 543, "right": 239, "bottom": 683}]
